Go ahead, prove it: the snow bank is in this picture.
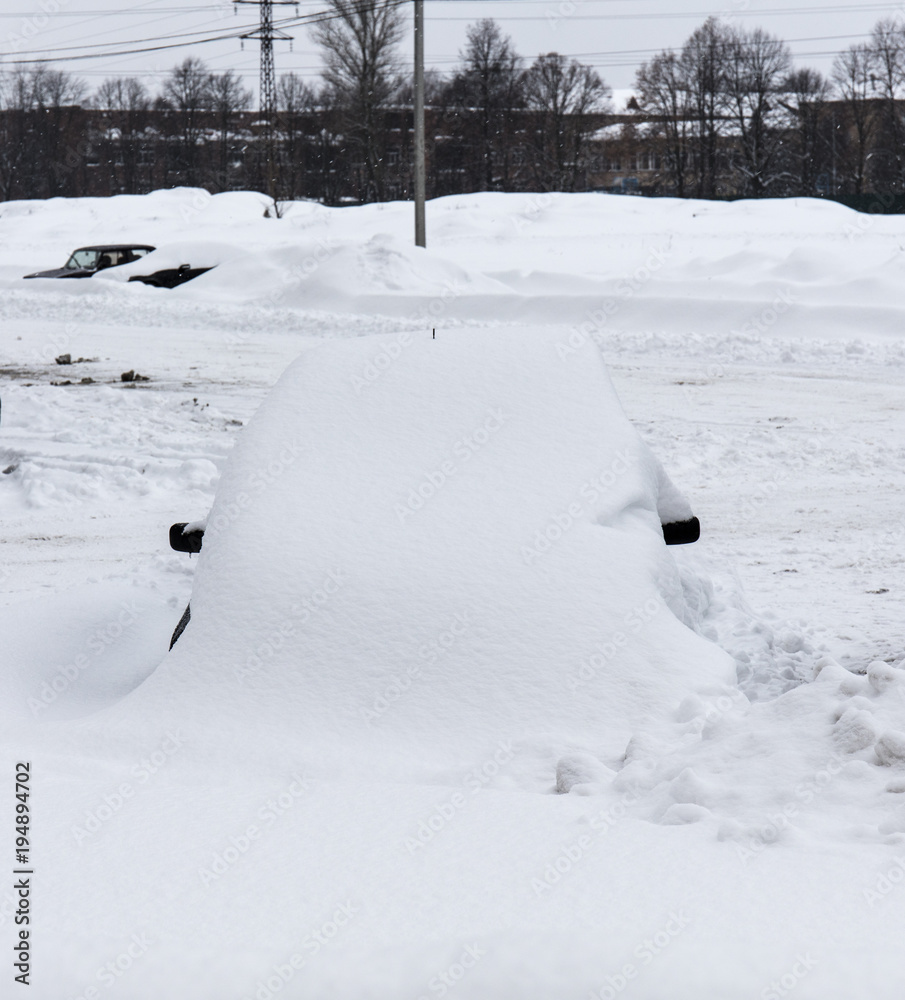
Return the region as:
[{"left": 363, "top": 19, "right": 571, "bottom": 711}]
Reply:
[{"left": 6, "top": 187, "right": 905, "bottom": 340}]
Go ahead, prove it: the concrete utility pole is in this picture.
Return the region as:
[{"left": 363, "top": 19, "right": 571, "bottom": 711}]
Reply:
[
  {"left": 236, "top": 0, "right": 295, "bottom": 201},
  {"left": 413, "top": 0, "right": 426, "bottom": 247}
]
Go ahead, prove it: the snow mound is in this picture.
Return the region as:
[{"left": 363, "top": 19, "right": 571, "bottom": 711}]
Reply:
[
  {"left": 85, "top": 328, "right": 732, "bottom": 771},
  {"left": 100, "top": 239, "right": 241, "bottom": 283},
  {"left": 0, "top": 584, "right": 176, "bottom": 723},
  {"left": 191, "top": 232, "right": 505, "bottom": 309},
  {"left": 613, "top": 656, "right": 905, "bottom": 849}
]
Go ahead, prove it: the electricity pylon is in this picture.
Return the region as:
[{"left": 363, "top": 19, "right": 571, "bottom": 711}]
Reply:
[{"left": 236, "top": 0, "right": 295, "bottom": 201}]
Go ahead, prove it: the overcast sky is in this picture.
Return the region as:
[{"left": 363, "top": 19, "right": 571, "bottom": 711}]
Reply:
[{"left": 1, "top": 0, "right": 901, "bottom": 102}]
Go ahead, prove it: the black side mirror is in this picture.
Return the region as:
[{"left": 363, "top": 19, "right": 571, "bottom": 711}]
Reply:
[
  {"left": 661, "top": 517, "right": 700, "bottom": 546},
  {"left": 169, "top": 522, "right": 204, "bottom": 553}
]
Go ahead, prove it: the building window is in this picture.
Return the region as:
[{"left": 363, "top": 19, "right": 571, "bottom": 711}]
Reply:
[{"left": 636, "top": 151, "right": 660, "bottom": 171}]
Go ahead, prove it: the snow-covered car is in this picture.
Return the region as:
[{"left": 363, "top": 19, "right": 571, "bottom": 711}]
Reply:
[
  {"left": 106, "top": 240, "right": 232, "bottom": 288},
  {"left": 23, "top": 244, "right": 155, "bottom": 279},
  {"left": 162, "top": 329, "right": 730, "bottom": 767}
]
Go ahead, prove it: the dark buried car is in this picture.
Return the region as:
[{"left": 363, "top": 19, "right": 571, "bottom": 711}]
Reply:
[
  {"left": 127, "top": 263, "right": 213, "bottom": 289},
  {"left": 23, "top": 244, "right": 155, "bottom": 279}
]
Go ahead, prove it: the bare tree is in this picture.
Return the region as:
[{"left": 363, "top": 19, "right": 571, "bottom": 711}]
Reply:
[
  {"left": 94, "top": 77, "right": 150, "bottom": 194},
  {"left": 278, "top": 72, "right": 317, "bottom": 117},
  {"left": 0, "top": 67, "right": 88, "bottom": 198},
  {"left": 832, "top": 43, "right": 878, "bottom": 193},
  {"left": 311, "top": 0, "right": 404, "bottom": 202},
  {"left": 635, "top": 49, "right": 691, "bottom": 195},
  {"left": 30, "top": 66, "right": 87, "bottom": 107},
  {"left": 680, "top": 17, "right": 729, "bottom": 197},
  {"left": 162, "top": 57, "right": 212, "bottom": 187},
  {"left": 868, "top": 17, "right": 905, "bottom": 189},
  {"left": 523, "top": 52, "right": 610, "bottom": 190},
  {"left": 0, "top": 71, "right": 32, "bottom": 200},
  {"left": 276, "top": 72, "right": 320, "bottom": 199},
  {"left": 722, "top": 25, "right": 792, "bottom": 196},
  {"left": 445, "top": 19, "right": 524, "bottom": 191},
  {"left": 779, "top": 68, "right": 832, "bottom": 196},
  {"left": 208, "top": 70, "right": 253, "bottom": 191}
]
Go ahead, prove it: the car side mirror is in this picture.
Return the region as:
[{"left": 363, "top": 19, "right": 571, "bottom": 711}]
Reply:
[
  {"left": 169, "top": 522, "right": 204, "bottom": 553},
  {"left": 661, "top": 517, "right": 700, "bottom": 545}
]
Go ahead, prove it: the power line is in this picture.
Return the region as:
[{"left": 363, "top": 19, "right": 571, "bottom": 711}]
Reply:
[
  {"left": 0, "top": 0, "right": 335, "bottom": 14},
  {"left": 0, "top": 0, "right": 900, "bottom": 9},
  {"left": 1, "top": 0, "right": 896, "bottom": 73},
  {"left": 5, "top": 0, "right": 408, "bottom": 64},
  {"left": 6, "top": 35, "right": 255, "bottom": 63},
  {"left": 0, "top": 0, "right": 187, "bottom": 58},
  {"left": 430, "top": 5, "right": 903, "bottom": 21},
  {"left": 16, "top": 25, "right": 878, "bottom": 66},
  {"left": 4, "top": 18, "right": 271, "bottom": 54},
  {"left": 0, "top": 6, "right": 224, "bottom": 14}
]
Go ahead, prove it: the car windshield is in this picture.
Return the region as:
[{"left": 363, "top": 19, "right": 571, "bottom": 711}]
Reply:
[
  {"left": 64, "top": 249, "right": 101, "bottom": 270},
  {"left": 63, "top": 247, "right": 151, "bottom": 270}
]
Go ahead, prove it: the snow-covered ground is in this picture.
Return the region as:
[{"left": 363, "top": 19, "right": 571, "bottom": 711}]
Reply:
[{"left": 1, "top": 189, "right": 904, "bottom": 999}]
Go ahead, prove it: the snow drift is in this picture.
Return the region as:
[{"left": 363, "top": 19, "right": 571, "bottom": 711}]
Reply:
[{"left": 8, "top": 187, "right": 905, "bottom": 339}]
